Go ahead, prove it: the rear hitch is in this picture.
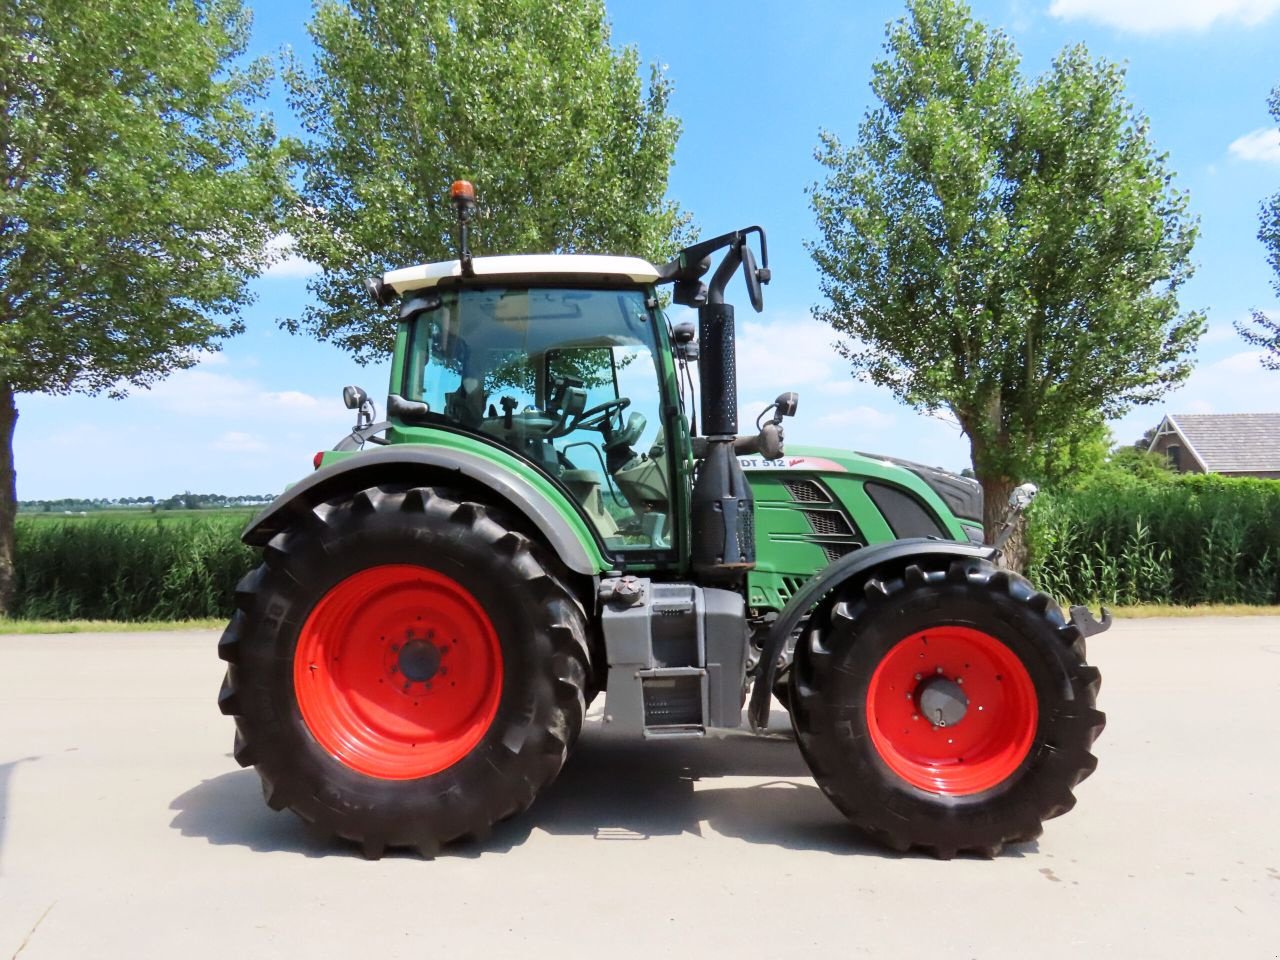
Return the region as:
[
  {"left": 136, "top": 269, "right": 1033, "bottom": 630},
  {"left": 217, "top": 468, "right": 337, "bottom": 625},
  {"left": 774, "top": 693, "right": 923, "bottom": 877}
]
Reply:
[{"left": 1069, "top": 604, "right": 1113, "bottom": 638}]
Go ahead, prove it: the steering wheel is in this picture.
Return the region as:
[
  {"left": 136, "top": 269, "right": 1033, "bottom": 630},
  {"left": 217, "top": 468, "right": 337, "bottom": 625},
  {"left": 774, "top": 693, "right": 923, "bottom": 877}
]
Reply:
[{"left": 572, "top": 397, "right": 630, "bottom": 432}]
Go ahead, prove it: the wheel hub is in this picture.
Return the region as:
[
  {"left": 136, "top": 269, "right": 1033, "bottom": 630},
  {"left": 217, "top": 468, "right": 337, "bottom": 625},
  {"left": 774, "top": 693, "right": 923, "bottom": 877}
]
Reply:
[
  {"left": 916, "top": 675, "right": 968, "bottom": 727},
  {"left": 293, "top": 564, "right": 502, "bottom": 780},
  {"left": 865, "top": 625, "right": 1038, "bottom": 795},
  {"left": 396, "top": 636, "right": 443, "bottom": 683}
]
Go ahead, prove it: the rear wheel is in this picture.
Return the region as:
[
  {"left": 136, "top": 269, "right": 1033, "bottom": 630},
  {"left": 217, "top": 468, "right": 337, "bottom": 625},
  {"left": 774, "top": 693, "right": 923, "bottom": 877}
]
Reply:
[
  {"left": 217, "top": 484, "right": 590, "bottom": 858},
  {"left": 790, "top": 559, "right": 1104, "bottom": 858}
]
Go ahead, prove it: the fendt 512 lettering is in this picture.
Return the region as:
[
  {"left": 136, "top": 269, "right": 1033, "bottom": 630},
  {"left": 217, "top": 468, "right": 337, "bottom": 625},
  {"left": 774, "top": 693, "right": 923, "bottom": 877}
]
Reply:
[{"left": 218, "top": 181, "right": 1107, "bottom": 859}]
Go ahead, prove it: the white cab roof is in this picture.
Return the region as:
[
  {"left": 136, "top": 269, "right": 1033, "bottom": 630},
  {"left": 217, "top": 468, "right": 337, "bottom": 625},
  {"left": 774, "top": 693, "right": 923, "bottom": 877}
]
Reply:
[{"left": 382, "top": 254, "right": 661, "bottom": 295}]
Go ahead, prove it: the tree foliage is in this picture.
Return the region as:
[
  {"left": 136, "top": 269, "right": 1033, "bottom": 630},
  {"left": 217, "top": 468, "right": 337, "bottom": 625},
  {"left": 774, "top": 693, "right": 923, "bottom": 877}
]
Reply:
[
  {"left": 1, "top": 0, "right": 291, "bottom": 396},
  {"left": 809, "top": 0, "right": 1203, "bottom": 558},
  {"left": 0, "top": 0, "right": 291, "bottom": 610},
  {"left": 1235, "top": 85, "right": 1280, "bottom": 370},
  {"left": 285, "top": 0, "right": 689, "bottom": 363}
]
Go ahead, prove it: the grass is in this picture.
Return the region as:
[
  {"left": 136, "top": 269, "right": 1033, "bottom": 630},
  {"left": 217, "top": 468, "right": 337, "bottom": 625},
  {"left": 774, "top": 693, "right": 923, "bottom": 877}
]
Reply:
[
  {"left": 1103, "top": 604, "right": 1280, "bottom": 619},
  {"left": 0, "top": 618, "right": 227, "bottom": 634}
]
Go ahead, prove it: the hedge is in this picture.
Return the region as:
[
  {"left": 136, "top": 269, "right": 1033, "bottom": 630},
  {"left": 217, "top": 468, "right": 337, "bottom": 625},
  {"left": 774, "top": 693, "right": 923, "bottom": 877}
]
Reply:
[
  {"left": 11, "top": 473, "right": 1279, "bottom": 620},
  {"left": 12, "top": 514, "right": 256, "bottom": 621},
  {"left": 1026, "top": 474, "right": 1280, "bottom": 606}
]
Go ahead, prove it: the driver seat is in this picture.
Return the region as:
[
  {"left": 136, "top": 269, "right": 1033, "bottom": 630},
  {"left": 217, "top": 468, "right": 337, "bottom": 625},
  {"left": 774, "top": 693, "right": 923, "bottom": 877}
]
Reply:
[
  {"left": 561, "top": 469, "right": 619, "bottom": 536},
  {"left": 443, "top": 377, "right": 486, "bottom": 428}
]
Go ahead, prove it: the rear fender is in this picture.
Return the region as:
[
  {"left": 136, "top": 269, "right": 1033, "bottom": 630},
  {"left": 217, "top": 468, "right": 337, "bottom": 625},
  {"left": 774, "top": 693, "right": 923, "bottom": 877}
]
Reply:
[
  {"left": 748, "top": 539, "right": 998, "bottom": 729},
  {"left": 242, "top": 445, "right": 608, "bottom": 576}
]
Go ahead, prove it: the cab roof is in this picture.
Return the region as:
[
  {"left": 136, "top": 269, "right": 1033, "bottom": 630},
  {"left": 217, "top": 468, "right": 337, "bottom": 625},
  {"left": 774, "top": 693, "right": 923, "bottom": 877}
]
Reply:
[{"left": 382, "top": 254, "right": 661, "bottom": 296}]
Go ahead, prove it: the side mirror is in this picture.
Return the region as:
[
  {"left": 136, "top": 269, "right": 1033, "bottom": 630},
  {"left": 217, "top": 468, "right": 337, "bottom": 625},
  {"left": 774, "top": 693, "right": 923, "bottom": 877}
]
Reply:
[
  {"left": 342, "top": 385, "right": 368, "bottom": 410},
  {"left": 741, "top": 244, "right": 766, "bottom": 313}
]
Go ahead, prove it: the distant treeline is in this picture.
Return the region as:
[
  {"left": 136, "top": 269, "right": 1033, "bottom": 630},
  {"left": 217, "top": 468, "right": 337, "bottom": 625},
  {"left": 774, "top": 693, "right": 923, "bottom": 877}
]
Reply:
[{"left": 19, "top": 493, "right": 276, "bottom": 513}]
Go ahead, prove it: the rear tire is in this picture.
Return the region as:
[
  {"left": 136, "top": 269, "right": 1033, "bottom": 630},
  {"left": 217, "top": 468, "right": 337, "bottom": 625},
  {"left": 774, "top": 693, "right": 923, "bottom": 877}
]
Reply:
[
  {"left": 790, "top": 559, "right": 1104, "bottom": 858},
  {"left": 217, "top": 484, "right": 590, "bottom": 858}
]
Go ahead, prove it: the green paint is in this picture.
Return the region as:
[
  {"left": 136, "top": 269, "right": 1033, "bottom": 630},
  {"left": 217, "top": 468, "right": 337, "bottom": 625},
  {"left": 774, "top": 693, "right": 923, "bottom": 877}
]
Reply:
[
  {"left": 384, "top": 423, "right": 610, "bottom": 572},
  {"left": 745, "top": 446, "right": 970, "bottom": 612}
]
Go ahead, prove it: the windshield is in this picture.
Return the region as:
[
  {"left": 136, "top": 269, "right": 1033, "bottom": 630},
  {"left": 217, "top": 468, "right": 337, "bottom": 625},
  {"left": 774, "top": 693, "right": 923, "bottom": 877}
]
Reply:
[{"left": 402, "top": 286, "right": 673, "bottom": 552}]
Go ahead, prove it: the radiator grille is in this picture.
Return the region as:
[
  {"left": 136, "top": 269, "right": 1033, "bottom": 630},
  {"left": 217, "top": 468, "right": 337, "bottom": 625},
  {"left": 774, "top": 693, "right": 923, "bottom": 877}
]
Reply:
[
  {"left": 823, "top": 544, "right": 860, "bottom": 564},
  {"left": 782, "top": 478, "right": 830, "bottom": 503},
  {"left": 803, "top": 509, "right": 852, "bottom": 536}
]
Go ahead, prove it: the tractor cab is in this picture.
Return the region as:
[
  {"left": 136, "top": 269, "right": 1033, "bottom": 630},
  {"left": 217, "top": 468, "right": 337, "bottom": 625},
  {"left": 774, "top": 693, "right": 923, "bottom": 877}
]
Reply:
[
  {"left": 342, "top": 181, "right": 784, "bottom": 577},
  {"left": 381, "top": 272, "right": 678, "bottom": 550}
]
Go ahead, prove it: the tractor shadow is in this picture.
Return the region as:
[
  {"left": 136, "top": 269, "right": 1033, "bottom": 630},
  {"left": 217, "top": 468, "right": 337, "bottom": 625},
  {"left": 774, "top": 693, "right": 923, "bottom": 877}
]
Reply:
[
  {"left": 169, "top": 710, "right": 1037, "bottom": 861},
  {"left": 0, "top": 755, "right": 40, "bottom": 874},
  {"left": 488, "top": 710, "right": 872, "bottom": 854}
]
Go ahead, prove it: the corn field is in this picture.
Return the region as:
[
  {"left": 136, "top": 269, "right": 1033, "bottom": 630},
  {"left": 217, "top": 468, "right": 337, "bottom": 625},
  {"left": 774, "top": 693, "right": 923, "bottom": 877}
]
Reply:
[
  {"left": 12, "top": 514, "right": 257, "bottom": 620},
  {"left": 1026, "top": 475, "right": 1280, "bottom": 606},
  {"left": 11, "top": 473, "right": 1280, "bottom": 620}
]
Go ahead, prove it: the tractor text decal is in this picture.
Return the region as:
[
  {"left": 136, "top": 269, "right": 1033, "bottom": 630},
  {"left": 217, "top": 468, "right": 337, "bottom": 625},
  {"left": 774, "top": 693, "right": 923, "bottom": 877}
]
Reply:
[{"left": 739, "top": 456, "right": 848, "bottom": 472}]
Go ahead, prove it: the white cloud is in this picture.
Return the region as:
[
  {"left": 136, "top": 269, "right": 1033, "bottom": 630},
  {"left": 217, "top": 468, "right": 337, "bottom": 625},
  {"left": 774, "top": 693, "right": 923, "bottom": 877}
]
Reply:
[
  {"left": 1228, "top": 127, "right": 1280, "bottom": 165},
  {"left": 264, "top": 389, "right": 328, "bottom": 412},
  {"left": 263, "top": 232, "right": 321, "bottom": 279},
  {"left": 815, "top": 406, "right": 896, "bottom": 431},
  {"left": 187, "top": 348, "right": 228, "bottom": 366},
  {"left": 140, "top": 368, "right": 339, "bottom": 425},
  {"left": 1048, "top": 0, "right": 1280, "bottom": 31}
]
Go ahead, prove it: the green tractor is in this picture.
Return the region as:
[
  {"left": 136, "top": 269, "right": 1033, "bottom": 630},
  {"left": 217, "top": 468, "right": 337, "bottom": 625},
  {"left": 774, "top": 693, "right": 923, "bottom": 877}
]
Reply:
[{"left": 218, "top": 182, "right": 1106, "bottom": 859}]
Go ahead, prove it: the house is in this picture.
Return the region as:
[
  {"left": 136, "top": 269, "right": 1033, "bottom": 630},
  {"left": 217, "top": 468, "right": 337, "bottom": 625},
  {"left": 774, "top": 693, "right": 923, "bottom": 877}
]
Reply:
[{"left": 1147, "top": 413, "right": 1280, "bottom": 479}]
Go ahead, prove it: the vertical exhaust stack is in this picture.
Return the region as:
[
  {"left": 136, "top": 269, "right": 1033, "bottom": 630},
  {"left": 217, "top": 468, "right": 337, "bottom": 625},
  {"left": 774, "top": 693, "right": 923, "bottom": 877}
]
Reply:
[{"left": 666, "top": 229, "right": 769, "bottom": 582}]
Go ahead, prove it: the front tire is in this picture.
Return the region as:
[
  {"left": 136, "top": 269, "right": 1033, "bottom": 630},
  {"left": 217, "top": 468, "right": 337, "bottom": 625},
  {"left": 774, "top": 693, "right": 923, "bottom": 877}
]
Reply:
[
  {"left": 217, "top": 484, "right": 590, "bottom": 858},
  {"left": 790, "top": 559, "right": 1104, "bottom": 858}
]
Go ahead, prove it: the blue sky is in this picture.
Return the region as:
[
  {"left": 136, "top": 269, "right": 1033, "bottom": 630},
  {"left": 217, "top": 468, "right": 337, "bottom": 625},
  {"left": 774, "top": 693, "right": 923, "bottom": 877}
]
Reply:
[{"left": 15, "top": 0, "right": 1280, "bottom": 498}]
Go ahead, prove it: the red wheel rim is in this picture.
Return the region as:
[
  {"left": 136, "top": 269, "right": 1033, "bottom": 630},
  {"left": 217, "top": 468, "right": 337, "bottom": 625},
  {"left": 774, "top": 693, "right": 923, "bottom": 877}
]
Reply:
[
  {"left": 294, "top": 565, "right": 502, "bottom": 780},
  {"left": 866, "top": 626, "right": 1037, "bottom": 795}
]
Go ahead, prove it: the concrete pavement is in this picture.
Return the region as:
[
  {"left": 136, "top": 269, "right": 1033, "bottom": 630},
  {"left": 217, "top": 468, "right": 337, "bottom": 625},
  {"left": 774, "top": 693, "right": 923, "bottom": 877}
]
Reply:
[{"left": 1, "top": 618, "right": 1277, "bottom": 958}]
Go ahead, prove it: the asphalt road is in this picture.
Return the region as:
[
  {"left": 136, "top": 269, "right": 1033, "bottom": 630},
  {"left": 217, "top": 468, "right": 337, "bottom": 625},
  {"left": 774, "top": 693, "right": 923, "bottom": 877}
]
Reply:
[{"left": 1, "top": 617, "right": 1278, "bottom": 959}]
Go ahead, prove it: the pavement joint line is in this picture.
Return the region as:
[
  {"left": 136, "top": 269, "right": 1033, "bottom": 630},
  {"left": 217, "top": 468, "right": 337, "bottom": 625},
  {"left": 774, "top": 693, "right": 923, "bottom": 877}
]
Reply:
[{"left": 11, "top": 901, "right": 56, "bottom": 960}]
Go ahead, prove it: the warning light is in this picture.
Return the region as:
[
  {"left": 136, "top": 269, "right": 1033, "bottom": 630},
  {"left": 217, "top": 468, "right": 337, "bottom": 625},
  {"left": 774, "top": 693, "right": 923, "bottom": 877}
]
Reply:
[{"left": 450, "top": 180, "right": 475, "bottom": 202}]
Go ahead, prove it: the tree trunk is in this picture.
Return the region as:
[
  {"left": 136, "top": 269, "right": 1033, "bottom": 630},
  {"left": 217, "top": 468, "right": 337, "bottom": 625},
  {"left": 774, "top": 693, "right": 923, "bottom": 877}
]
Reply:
[
  {"left": 0, "top": 384, "right": 17, "bottom": 615},
  {"left": 980, "top": 472, "right": 1029, "bottom": 573}
]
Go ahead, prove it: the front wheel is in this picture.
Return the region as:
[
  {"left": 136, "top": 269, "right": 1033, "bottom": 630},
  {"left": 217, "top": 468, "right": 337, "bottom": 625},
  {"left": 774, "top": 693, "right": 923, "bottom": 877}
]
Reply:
[
  {"left": 217, "top": 484, "right": 590, "bottom": 858},
  {"left": 790, "top": 559, "right": 1104, "bottom": 858}
]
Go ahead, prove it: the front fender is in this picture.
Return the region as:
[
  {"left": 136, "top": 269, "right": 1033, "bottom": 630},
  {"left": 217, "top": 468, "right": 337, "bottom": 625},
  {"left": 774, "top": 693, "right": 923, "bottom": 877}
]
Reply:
[
  {"left": 748, "top": 538, "right": 998, "bottom": 729},
  {"left": 242, "top": 444, "right": 609, "bottom": 576}
]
